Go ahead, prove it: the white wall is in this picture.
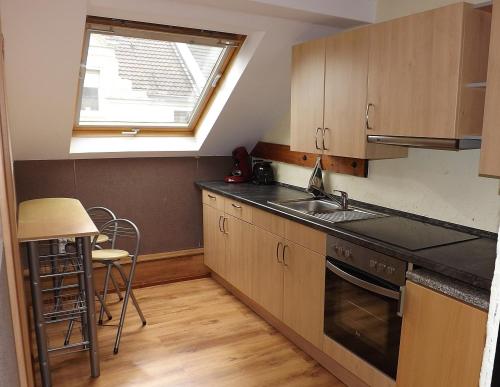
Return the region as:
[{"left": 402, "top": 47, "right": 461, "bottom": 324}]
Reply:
[
  {"left": 0, "top": 0, "right": 360, "bottom": 160},
  {"left": 376, "top": 0, "right": 483, "bottom": 21},
  {"left": 262, "top": 0, "right": 500, "bottom": 233}
]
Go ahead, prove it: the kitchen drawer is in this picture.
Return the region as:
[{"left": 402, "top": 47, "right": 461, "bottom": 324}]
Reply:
[
  {"left": 285, "top": 220, "right": 326, "bottom": 255},
  {"left": 224, "top": 199, "right": 253, "bottom": 223},
  {"left": 202, "top": 190, "right": 225, "bottom": 211},
  {"left": 252, "top": 208, "right": 286, "bottom": 237}
]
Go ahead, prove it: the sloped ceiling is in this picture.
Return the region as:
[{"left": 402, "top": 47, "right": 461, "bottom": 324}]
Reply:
[{"left": 0, "top": 0, "right": 375, "bottom": 160}]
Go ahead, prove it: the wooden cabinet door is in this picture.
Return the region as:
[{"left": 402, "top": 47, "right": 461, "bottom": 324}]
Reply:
[
  {"left": 480, "top": 0, "right": 500, "bottom": 178},
  {"left": 225, "top": 215, "right": 253, "bottom": 295},
  {"left": 251, "top": 227, "right": 284, "bottom": 320},
  {"left": 323, "top": 28, "right": 369, "bottom": 158},
  {"left": 290, "top": 38, "right": 326, "bottom": 154},
  {"left": 282, "top": 241, "right": 325, "bottom": 348},
  {"left": 202, "top": 204, "right": 226, "bottom": 276},
  {"left": 396, "top": 281, "right": 487, "bottom": 387},
  {"left": 367, "top": 4, "right": 464, "bottom": 138}
]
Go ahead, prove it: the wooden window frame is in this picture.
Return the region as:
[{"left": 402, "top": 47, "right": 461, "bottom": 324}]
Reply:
[{"left": 73, "top": 16, "right": 245, "bottom": 137}]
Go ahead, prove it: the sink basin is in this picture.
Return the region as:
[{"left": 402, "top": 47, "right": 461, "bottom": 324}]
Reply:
[
  {"left": 276, "top": 198, "right": 343, "bottom": 214},
  {"left": 269, "top": 198, "right": 384, "bottom": 223}
]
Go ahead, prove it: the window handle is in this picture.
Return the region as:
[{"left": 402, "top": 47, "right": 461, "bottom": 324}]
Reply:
[{"left": 121, "top": 128, "right": 140, "bottom": 136}]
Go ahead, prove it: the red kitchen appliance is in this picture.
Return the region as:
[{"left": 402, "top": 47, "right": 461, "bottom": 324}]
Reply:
[{"left": 224, "top": 147, "right": 252, "bottom": 183}]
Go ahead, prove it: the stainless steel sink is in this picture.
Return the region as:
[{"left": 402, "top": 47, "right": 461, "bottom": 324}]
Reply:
[
  {"left": 269, "top": 198, "right": 384, "bottom": 223},
  {"left": 276, "top": 198, "right": 343, "bottom": 214}
]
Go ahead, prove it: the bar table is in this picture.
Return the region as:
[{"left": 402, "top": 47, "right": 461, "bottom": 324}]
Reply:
[{"left": 18, "top": 198, "right": 100, "bottom": 387}]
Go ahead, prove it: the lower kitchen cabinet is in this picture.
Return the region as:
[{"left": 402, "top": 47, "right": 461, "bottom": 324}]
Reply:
[
  {"left": 283, "top": 241, "right": 325, "bottom": 348},
  {"left": 396, "top": 281, "right": 487, "bottom": 387},
  {"left": 225, "top": 214, "right": 254, "bottom": 295},
  {"left": 251, "top": 226, "right": 284, "bottom": 319},
  {"left": 202, "top": 204, "right": 226, "bottom": 277}
]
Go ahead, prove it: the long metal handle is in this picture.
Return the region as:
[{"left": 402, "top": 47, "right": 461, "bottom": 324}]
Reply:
[
  {"left": 326, "top": 261, "right": 399, "bottom": 300},
  {"left": 315, "top": 128, "right": 322, "bottom": 150},
  {"left": 222, "top": 217, "right": 228, "bottom": 234},
  {"left": 231, "top": 203, "right": 242, "bottom": 209},
  {"left": 282, "top": 244, "right": 289, "bottom": 266},
  {"left": 276, "top": 242, "right": 283, "bottom": 263},
  {"left": 365, "top": 103, "right": 374, "bottom": 130},
  {"left": 218, "top": 215, "right": 222, "bottom": 232},
  {"left": 322, "top": 128, "right": 329, "bottom": 150}
]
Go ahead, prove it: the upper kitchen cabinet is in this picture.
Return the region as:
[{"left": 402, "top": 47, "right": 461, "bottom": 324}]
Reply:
[
  {"left": 323, "top": 27, "right": 407, "bottom": 159},
  {"left": 480, "top": 0, "right": 500, "bottom": 178},
  {"left": 367, "top": 3, "right": 491, "bottom": 139},
  {"left": 290, "top": 38, "right": 326, "bottom": 154},
  {"left": 291, "top": 29, "right": 407, "bottom": 159}
]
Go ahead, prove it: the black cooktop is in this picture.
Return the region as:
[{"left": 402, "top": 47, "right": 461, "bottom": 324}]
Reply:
[{"left": 336, "top": 216, "right": 479, "bottom": 251}]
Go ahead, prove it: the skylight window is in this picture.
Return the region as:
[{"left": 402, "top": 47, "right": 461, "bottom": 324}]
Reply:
[{"left": 75, "top": 17, "right": 244, "bottom": 134}]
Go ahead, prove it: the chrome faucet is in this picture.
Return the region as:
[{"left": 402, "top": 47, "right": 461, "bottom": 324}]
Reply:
[{"left": 307, "top": 157, "right": 349, "bottom": 210}]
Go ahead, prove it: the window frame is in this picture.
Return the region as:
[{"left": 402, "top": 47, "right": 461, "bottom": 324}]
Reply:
[{"left": 73, "top": 16, "right": 244, "bottom": 136}]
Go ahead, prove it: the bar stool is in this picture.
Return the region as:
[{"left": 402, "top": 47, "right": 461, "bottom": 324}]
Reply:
[
  {"left": 92, "top": 218, "right": 147, "bottom": 354},
  {"left": 74, "top": 207, "right": 123, "bottom": 301}
]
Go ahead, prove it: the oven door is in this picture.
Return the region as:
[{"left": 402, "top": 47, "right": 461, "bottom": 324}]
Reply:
[{"left": 324, "top": 257, "right": 403, "bottom": 379}]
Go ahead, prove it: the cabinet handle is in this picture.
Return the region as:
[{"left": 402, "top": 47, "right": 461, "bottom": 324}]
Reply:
[
  {"left": 223, "top": 217, "right": 228, "bottom": 234},
  {"left": 282, "top": 244, "right": 289, "bottom": 266},
  {"left": 322, "top": 128, "right": 329, "bottom": 150},
  {"left": 366, "top": 103, "right": 374, "bottom": 130},
  {"left": 218, "top": 215, "right": 223, "bottom": 232},
  {"left": 208, "top": 194, "right": 216, "bottom": 200},
  {"left": 315, "top": 128, "right": 322, "bottom": 150},
  {"left": 231, "top": 203, "right": 242, "bottom": 209},
  {"left": 276, "top": 242, "right": 283, "bottom": 263}
]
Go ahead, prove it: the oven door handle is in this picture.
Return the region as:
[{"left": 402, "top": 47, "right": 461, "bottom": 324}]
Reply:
[{"left": 326, "top": 261, "right": 401, "bottom": 301}]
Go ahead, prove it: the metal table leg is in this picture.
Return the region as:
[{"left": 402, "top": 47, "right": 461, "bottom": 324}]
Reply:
[
  {"left": 27, "top": 241, "right": 52, "bottom": 387},
  {"left": 77, "top": 236, "right": 100, "bottom": 377}
]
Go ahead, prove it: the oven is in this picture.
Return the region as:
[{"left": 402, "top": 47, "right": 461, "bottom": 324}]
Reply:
[{"left": 324, "top": 235, "right": 407, "bottom": 379}]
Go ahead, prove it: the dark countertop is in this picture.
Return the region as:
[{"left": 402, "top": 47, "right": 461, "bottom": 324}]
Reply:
[
  {"left": 197, "top": 181, "right": 498, "bottom": 291},
  {"left": 406, "top": 269, "right": 490, "bottom": 310}
]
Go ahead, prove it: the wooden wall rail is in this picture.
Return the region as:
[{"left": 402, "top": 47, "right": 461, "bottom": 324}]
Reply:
[{"left": 251, "top": 142, "right": 368, "bottom": 177}]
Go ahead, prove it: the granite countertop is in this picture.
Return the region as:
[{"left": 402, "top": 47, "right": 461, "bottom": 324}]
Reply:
[
  {"left": 197, "top": 181, "right": 497, "bottom": 291},
  {"left": 407, "top": 268, "right": 490, "bottom": 311}
]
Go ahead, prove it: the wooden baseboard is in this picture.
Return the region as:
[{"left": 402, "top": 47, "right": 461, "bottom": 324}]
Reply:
[
  {"left": 211, "top": 272, "right": 369, "bottom": 387},
  {"left": 26, "top": 248, "right": 209, "bottom": 292}
]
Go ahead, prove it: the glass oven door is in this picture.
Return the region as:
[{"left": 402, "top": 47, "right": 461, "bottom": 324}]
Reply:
[{"left": 324, "top": 257, "right": 402, "bottom": 379}]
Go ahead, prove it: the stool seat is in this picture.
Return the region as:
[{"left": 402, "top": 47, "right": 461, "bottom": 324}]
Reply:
[
  {"left": 92, "top": 249, "right": 129, "bottom": 261},
  {"left": 68, "top": 234, "right": 109, "bottom": 244}
]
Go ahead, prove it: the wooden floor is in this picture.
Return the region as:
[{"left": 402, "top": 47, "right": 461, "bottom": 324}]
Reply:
[{"left": 50, "top": 278, "right": 345, "bottom": 387}]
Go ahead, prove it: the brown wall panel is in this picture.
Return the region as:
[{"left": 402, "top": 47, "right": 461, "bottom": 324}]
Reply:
[{"left": 14, "top": 157, "right": 231, "bottom": 254}]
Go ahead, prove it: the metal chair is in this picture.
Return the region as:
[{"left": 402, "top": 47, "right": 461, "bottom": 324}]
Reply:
[
  {"left": 92, "top": 218, "right": 146, "bottom": 354},
  {"left": 85, "top": 207, "right": 123, "bottom": 301},
  {"left": 66, "top": 207, "right": 123, "bottom": 303}
]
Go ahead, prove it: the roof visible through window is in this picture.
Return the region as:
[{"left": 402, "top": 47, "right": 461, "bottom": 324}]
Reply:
[{"left": 75, "top": 17, "right": 244, "bottom": 134}]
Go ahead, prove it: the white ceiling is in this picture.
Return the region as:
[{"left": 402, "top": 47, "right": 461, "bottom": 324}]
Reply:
[{"left": 0, "top": 0, "right": 376, "bottom": 160}]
